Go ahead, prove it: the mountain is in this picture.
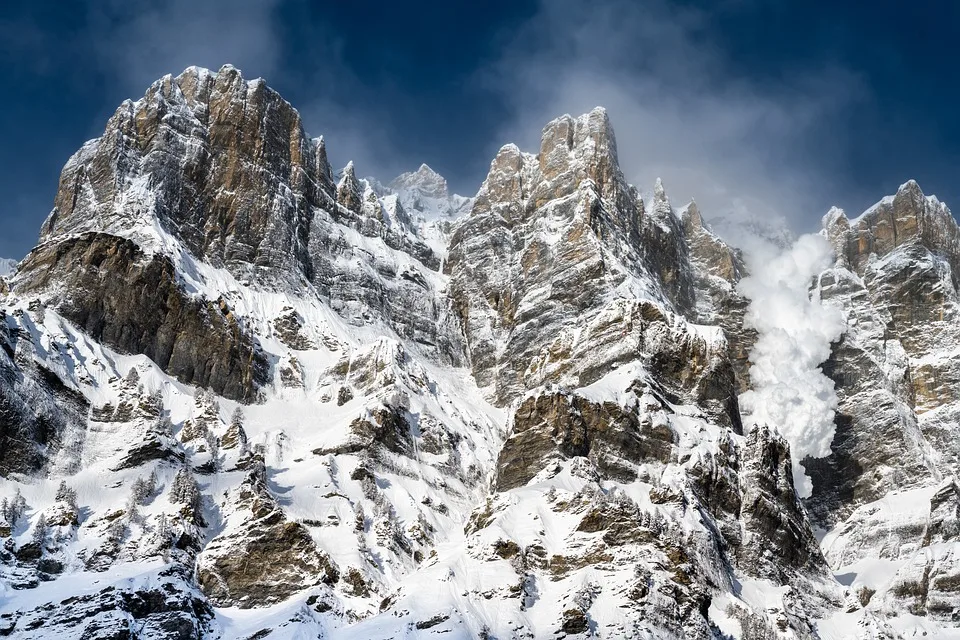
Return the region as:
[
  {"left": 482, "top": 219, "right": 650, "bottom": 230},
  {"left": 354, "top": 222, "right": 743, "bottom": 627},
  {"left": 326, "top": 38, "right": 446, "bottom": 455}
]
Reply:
[
  {"left": 1, "top": 65, "right": 959, "bottom": 639},
  {"left": 0, "top": 259, "right": 15, "bottom": 277}
]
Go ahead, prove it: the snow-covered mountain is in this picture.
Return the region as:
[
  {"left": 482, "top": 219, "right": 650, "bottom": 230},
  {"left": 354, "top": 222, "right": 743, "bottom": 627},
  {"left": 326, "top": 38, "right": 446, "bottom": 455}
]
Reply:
[
  {"left": 2, "top": 65, "right": 960, "bottom": 639},
  {"left": 0, "top": 258, "right": 16, "bottom": 277}
]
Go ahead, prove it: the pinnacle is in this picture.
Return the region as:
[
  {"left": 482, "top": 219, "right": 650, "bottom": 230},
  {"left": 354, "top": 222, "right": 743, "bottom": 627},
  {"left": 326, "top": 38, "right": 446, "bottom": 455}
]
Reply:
[
  {"left": 653, "top": 178, "right": 669, "bottom": 207},
  {"left": 821, "top": 206, "right": 847, "bottom": 230}
]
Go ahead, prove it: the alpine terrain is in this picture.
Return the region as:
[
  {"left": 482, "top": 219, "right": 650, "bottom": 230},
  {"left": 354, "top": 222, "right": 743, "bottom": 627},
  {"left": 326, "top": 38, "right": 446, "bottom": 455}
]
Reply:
[{"left": 2, "top": 66, "right": 960, "bottom": 639}]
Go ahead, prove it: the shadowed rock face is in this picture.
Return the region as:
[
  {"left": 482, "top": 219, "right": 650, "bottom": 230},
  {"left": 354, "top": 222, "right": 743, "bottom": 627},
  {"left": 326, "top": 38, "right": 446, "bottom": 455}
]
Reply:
[
  {"left": 496, "top": 392, "right": 674, "bottom": 491},
  {"left": 15, "top": 232, "right": 269, "bottom": 402},
  {"left": 739, "top": 426, "right": 830, "bottom": 578},
  {"left": 811, "top": 181, "right": 960, "bottom": 524},
  {"left": 0, "top": 341, "right": 89, "bottom": 476}
]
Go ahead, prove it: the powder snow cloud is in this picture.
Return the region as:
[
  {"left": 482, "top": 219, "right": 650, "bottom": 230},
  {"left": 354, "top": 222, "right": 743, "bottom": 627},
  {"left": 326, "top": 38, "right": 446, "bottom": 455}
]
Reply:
[{"left": 737, "top": 234, "right": 846, "bottom": 497}]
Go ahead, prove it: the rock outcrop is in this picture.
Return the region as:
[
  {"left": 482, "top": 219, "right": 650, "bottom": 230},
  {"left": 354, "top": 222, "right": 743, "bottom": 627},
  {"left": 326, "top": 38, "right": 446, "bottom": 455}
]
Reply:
[{"left": 15, "top": 232, "right": 268, "bottom": 401}]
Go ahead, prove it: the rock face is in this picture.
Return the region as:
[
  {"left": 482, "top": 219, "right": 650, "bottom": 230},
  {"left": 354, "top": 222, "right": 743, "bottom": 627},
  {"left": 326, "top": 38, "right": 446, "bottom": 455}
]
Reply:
[
  {"left": 197, "top": 458, "right": 339, "bottom": 607},
  {"left": 41, "top": 66, "right": 319, "bottom": 283},
  {"left": 804, "top": 181, "right": 960, "bottom": 634},
  {"left": 3, "top": 67, "right": 960, "bottom": 639},
  {"left": 495, "top": 391, "right": 674, "bottom": 490},
  {"left": 811, "top": 182, "right": 960, "bottom": 517},
  {"left": 447, "top": 109, "right": 746, "bottom": 405},
  {"left": 16, "top": 232, "right": 268, "bottom": 401}
]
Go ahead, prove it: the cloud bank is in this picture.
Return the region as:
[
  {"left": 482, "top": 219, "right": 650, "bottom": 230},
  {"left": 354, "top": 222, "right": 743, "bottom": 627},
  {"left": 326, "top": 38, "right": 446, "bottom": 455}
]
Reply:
[
  {"left": 485, "top": 0, "right": 862, "bottom": 234},
  {"left": 737, "top": 235, "right": 846, "bottom": 497}
]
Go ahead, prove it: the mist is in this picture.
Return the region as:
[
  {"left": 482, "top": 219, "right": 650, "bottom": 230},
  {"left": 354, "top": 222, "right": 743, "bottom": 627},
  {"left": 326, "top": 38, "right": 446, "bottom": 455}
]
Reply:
[{"left": 485, "top": 0, "right": 863, "bottom": 237}]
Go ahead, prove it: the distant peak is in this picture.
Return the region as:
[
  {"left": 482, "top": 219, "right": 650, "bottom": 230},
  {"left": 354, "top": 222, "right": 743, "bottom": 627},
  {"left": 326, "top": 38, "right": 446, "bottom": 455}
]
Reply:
[
  {"left": 899, "top": 178, "right": 921, "bottom": 193},
  {"left": 0, "top": 258, "right": 17, "bottom": 278},
  {"left": 653, "top": 178, "right": 668, "bottom": 204},
  {"left": 390, "top": 163, "right": 448, "bottom": 199},
  {"left": 681, "top": 200, "right": 704, "bottom": 229},
  {"left": 654, "top": 177, "right": 665, "bottom": 195}
]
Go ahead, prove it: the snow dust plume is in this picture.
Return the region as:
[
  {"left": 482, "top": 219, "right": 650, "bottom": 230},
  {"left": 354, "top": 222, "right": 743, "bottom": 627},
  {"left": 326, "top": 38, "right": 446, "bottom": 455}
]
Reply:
[{"left": 737, "top": 233, "right": 846, "bottom": 497}]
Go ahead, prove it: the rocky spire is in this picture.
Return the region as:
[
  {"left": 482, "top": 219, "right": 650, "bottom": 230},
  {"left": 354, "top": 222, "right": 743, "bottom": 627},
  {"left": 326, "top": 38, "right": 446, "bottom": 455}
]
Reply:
[
  {"left": 821, "top": 206, "right": 851, "bottom": 268},
  {"left": 313, "top": 136, "right": 334, "bottom": 189},
  {"left": 652, "top": 177, "right": 672, "bottom": 217},
  {"left": 336, "top": 161, "right": 363, "bottom": 214}
]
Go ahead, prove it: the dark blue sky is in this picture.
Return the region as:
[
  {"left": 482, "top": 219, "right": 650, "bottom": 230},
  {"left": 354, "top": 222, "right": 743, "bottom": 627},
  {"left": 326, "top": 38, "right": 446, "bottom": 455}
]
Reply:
[{"left": 2, "top": 0, "right": 959, "bottom": 259}]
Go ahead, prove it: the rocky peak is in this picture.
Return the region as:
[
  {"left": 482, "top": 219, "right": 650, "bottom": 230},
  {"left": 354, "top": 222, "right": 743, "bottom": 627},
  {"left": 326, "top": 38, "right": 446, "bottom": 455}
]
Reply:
[
  {"left": 835, "top": 180, "right": 960, "bottom": 277},
  {"left": 821, "top": 206, "right": 851, "bottom": 268},
  {"left": 336, "top": 161, "right": 363, "bottom": 214},
  {"left": 652, "top": 177, "right": 668, "bottom": 209},
  {"left": 681, "top": 200, "right": 705, "bottom": 231},
  {"left": 312, "top": 136, "right": 335, "bottom": 190},
  {"left": 449, "top": 110, "right": 740, "bottom": 406},
  {"left": 536, "top": 107, "right": 622, "bottom": 202},
  {"left": 380, "top": 164, "right": 472, "bottom": 226},
  {"left": 39, "top": 64, "right": 327, "bottom": 287},
  {"left": 390, "top": 163, "right": 449, "bottom": 199}
]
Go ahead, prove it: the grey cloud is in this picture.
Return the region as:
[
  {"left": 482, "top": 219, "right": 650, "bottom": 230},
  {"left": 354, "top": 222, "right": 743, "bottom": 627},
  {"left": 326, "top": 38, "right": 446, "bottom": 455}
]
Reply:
[
  {"left": 484, "top": 0, "right": 865, "bottom": 235},
  {"left": 86, "top": 0, "right": 284, "bottom": 97}
]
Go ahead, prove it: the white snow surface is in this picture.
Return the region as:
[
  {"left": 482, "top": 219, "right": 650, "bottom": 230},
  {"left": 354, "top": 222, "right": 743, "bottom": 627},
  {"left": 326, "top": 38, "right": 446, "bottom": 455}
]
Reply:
[{"left": 0, "top": 258, "right": 17, "bottom": 277}]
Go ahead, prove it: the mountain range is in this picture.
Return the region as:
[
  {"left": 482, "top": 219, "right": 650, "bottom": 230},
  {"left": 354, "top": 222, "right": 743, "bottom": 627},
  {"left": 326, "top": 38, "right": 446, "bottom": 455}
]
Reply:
[{"left": 2, "top": 65, "right": 960, "bottom": 639}]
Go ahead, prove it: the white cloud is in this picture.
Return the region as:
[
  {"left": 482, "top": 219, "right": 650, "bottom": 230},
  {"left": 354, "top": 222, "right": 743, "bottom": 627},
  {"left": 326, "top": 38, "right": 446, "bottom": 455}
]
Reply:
[{"left": 737, "top": 234, "right": 846, "bottom": 497}]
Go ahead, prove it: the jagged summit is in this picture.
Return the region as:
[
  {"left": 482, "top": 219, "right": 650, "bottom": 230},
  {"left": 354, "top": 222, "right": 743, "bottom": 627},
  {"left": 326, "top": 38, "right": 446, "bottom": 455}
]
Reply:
[
  {"left": 824, "top": 178, "right": 960, "bottom": 277},
  {"left": 390, "top": 163, "right": 449, "bottom": 199}
]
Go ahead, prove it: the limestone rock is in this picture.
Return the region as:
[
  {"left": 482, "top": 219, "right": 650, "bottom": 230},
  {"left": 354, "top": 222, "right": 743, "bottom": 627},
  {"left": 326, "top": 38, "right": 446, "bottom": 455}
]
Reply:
[
  {"left": 197, "top": 459, "right": 339, "bottom": 607},
  {"left": 14, "top": 232, "right": 268, "bottom": 401}
]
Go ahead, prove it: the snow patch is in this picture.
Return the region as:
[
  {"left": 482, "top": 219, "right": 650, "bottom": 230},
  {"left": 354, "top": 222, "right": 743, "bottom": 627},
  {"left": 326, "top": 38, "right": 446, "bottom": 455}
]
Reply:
[{"left": 0, "top": 258, "right": 16, "bottom": 277}]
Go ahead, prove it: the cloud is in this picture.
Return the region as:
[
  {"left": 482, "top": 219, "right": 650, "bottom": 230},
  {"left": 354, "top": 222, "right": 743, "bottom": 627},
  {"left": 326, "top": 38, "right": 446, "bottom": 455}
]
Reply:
[
  {"left": 86, "top": 0, "right": 284, "bottom": 97},
  {"left": 81, "top": 0, "right": 394, "bottom": 181},
  {"left": 737, "top": 234, "right": 846, "bottom": 497},
  {"left": 484, "top": 0, "right": 863, "bottom": 234}
]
